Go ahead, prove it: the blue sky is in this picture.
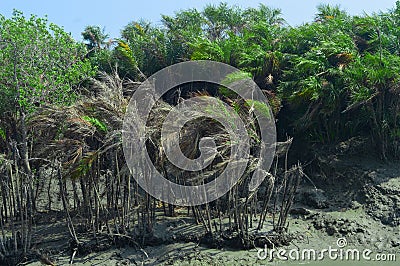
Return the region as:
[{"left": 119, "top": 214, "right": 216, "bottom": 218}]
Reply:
[{"left": 0, "top": 0, "right": 397, "bottom": 41}]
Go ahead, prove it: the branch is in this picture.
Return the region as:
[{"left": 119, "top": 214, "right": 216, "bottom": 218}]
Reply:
[{"left": 341, "top": 92, "right": 380, "bottom": 114}]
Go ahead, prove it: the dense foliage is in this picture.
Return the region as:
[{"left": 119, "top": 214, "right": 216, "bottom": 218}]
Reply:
[
  {"left": 0, "top": 11, "right": 95, "bottom": 155},
  {"left": 0, "top": 11, "right": 95, "bottom": 114},
  {"left": 83, "top": 2, "right": 400, "bottom": 159}
]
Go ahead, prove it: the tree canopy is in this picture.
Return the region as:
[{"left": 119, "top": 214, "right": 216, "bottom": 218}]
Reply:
[
  {"left": 97, "top": 2, "right": 400, "bottom": 159},
  {"left": 0, "top": 11, "right": 95, "bottom": 115},
  {"left": 1, "top": 3, "right": 400, "bottom": 158}
]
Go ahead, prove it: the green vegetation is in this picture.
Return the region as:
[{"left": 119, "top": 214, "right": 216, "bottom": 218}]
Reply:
[
  {"left": 0, "top": 11, "right": 95, "bottom": 113},
  {"left": 0, "top": 127, "right": 5, "bottom": 141},
  {"left": 0, "top": 10, "right": 96, "bottom": 260},
  {"left": 1, "top": 2, "right": 400, "bottom": 264},
  {"left": 82, "top": 115, "right": 108, "bottom": 132},
  {"left": 82, "top": 2, "right": 398, "bottom": 159}
]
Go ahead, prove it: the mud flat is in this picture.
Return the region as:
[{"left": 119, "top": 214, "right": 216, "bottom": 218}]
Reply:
[{"left": 22, "top": 153, "right": 399, "bottom": 266}]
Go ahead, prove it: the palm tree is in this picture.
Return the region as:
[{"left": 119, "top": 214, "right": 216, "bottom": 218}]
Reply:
[
  {"left": 82, "top": 25, "right": 109, "bottom": 51},
  {"left": 314, "top": 4, "right": 348, "bottom": 23},
  {"left": 277, "top": 6, "right": 356, "bottom": 143},
  {"left": 244, "top": 4, "right": 286, "bottom": 27}
]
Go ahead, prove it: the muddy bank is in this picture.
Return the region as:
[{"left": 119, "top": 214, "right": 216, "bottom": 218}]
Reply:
[{"left": 21, "top": 151, "right": 399, "bottom": 265}]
